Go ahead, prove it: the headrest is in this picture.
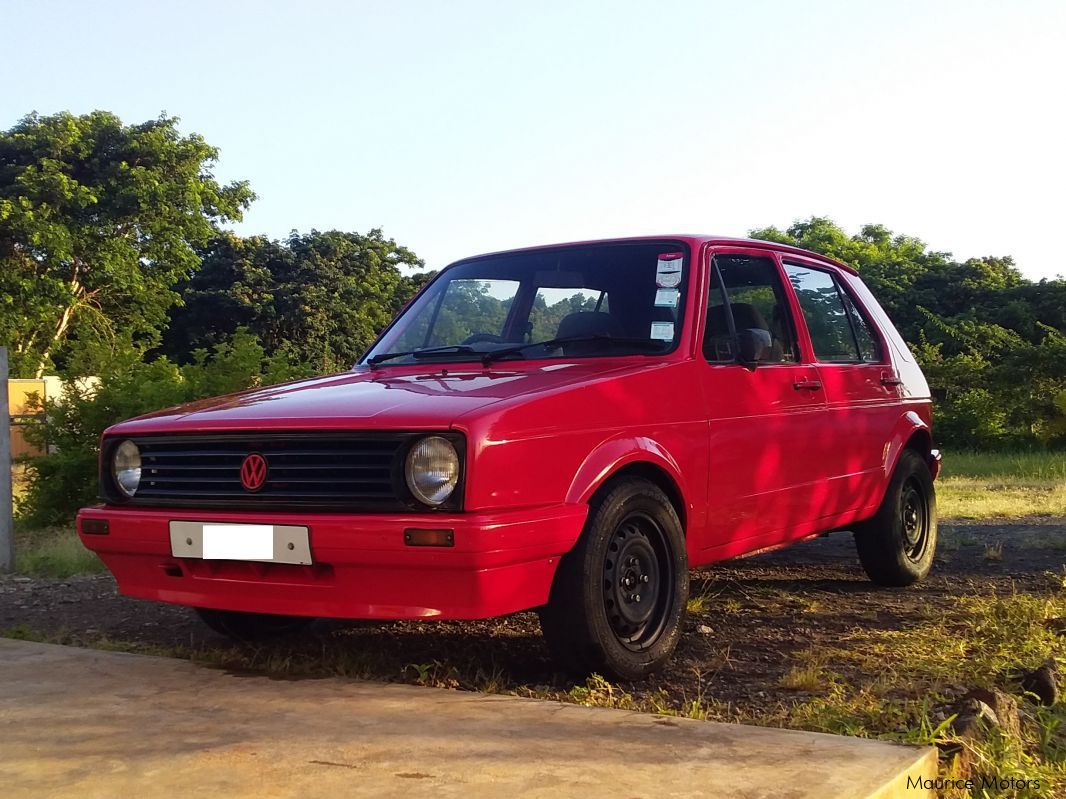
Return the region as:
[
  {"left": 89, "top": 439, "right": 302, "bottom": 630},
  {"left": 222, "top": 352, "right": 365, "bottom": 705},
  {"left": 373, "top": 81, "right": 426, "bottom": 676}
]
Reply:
[{"left": 556, "top": 311, "right": 623, "bottom": 340}]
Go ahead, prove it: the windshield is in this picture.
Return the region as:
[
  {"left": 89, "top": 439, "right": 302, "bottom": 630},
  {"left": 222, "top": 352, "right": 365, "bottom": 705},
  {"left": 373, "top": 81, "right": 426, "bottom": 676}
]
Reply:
[{"left": 362, "top": 241, "right": 691, "bottom": 366}]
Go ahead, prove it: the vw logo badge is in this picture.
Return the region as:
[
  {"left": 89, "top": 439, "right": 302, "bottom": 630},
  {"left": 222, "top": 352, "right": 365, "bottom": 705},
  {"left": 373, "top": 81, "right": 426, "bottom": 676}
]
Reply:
[{"left": 240, "top": 453, "right": 268, "bottom": 492}]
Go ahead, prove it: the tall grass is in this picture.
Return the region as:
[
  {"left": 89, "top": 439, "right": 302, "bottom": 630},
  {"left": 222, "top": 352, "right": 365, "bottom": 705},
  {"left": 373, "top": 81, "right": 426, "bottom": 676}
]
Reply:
[
  {"left": 938, "top": 450, "right": 1066, "bottom": 520},
  {"left": 941, "top": 450, "right": 1066, "bottom": 481},
  {"left": 14, "top": 528, "right": 106, "bottom": 578}
]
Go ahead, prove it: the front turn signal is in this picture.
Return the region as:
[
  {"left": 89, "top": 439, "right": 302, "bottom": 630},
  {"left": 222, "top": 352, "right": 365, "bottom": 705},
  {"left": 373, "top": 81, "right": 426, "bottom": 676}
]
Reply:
[{"left": 403, "top": 529, "right": 454, "bottom": 547}]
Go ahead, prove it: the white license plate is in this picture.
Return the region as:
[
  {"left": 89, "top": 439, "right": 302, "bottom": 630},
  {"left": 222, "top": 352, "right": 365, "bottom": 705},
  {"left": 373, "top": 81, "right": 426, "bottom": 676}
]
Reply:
[{"left": 169, "top": 521, "right": 312, "bottom": 565}]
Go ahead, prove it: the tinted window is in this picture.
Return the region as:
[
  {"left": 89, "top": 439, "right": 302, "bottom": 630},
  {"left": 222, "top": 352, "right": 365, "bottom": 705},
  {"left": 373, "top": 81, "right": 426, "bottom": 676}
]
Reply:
[
  {"left": 841, "top": 291, "right": 882, "bottom": 362},
  {"left": 784, "top": 264, "right": 861, "bottom": 362},
  {"left": 394, "top": 279, "right": 520, "bottom": 350},
  {"left": 704, "top": 255, "right": 797, "bottom": 363},
  {"left": 704, "top": 270, "right": 733, "bottom": 362},
  {"left": 530, "top": 287, "right": 607, "bottom": 343},
  {"left": 365, "top": 242, "right": 689, "bottom": 365}
]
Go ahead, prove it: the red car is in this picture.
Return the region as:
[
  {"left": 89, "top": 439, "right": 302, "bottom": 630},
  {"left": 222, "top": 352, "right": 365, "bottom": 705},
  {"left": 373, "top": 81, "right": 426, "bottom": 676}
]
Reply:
[{"left": 78, "top": 236, "right": 941, "bottom": 679}]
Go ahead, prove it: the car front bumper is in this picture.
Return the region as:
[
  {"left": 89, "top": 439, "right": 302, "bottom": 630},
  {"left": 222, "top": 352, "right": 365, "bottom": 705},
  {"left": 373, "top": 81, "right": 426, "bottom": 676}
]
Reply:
[{"left": 77, "top": 504, "right": 588, "bottom": 620}]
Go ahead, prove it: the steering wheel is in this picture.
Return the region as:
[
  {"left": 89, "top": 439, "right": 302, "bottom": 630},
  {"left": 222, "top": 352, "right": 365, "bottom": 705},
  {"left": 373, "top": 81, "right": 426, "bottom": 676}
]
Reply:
[{"left": 461, "top": 333, "right": 506, "bottom": 345}]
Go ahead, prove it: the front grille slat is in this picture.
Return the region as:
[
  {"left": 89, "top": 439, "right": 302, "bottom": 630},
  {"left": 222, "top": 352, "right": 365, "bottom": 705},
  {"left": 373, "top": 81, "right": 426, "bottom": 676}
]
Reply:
[{"left": 120, "top": 433, "right": 418, "bottom": 511}]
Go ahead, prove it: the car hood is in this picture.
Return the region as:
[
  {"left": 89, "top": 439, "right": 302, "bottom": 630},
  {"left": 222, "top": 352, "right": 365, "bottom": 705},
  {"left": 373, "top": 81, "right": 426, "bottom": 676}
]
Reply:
[{"left": 107, "top": 360, "right": 652, "bottom": 436}]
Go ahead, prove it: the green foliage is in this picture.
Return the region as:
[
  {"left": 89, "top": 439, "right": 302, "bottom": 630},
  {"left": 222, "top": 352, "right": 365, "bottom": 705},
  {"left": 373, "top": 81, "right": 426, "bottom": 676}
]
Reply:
[
  {"left": 751, "top": 217, "right": 1066, "bottom": 448},
  {"left": 0, "top": 111, "right": 255, "bottom": 378},
  {"left": 15, "top": 528, "right": 107, "bottom": 578},
  {"left": 163, "top": 230, "right": 424, "bottom": 374},
  {"left": 16, "top": 330, "right": 311, "bottom": 526}
]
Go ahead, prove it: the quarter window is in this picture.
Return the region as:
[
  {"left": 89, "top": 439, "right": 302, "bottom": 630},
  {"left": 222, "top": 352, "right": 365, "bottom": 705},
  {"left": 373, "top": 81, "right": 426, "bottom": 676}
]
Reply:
[
  {"left": 784, "top": 264, "right": 880, "bottom": 363},
  {"left": 841, "top": 291, "right": 882, "bottom": 362}
]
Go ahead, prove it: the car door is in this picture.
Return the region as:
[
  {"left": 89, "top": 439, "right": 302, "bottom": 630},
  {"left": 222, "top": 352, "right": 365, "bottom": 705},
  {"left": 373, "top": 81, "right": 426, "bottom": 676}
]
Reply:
[
  {"left": 782, "top": 259, "right": 899, "bottom": 517},
  {"left": 698, "top": 247, "right": 831, "bottom": 558}
]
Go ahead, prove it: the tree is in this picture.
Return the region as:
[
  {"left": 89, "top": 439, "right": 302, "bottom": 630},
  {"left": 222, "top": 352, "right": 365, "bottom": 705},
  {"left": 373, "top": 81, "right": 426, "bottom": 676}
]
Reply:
[
  {"left": 0, "top": 111, "right": 254, "bottom": 377},
  {"left": 164, "top": 229, "right": 424, "bottom": 373}
]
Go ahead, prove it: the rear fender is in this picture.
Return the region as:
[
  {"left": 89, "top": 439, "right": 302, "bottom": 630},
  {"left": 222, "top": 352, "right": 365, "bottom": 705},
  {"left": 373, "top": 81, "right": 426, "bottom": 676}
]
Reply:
[{"left": 876, "top": 411, "right": 934, "bottom": 506}]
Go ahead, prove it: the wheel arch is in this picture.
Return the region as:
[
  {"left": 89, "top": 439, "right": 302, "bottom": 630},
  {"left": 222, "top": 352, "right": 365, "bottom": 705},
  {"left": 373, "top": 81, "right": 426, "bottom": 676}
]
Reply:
[
  {"left": 565, "top": 438, "right": 690, "bottom": 535},
  {"left": 903, "top": 427, "right": 932, "bottom": 458},
  {"left": 877, "top": 412, "right": 939, "bottom": 507}
]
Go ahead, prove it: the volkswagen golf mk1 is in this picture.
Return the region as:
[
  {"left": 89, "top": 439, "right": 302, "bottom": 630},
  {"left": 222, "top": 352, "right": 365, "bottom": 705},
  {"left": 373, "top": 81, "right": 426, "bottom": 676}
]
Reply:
[{"left": 78, "top": 236, "right": 941, "bottom": 679}]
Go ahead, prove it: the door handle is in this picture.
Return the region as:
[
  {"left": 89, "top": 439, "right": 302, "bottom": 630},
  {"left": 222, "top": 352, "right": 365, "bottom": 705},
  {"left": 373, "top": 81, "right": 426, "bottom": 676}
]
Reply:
[
  {"left": 792, "top": 379, "right": 822, "bottom": 391},
  {"left": 880, "top": 373, "right": 903, "bottom": 387}
]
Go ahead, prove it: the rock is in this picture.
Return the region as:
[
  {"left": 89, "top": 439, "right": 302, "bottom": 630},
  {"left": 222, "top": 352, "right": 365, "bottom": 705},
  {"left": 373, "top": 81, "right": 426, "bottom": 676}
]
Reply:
[
  {"left": 1019, "top": 659, "right": 1060, "bottom": 706},
  {"left": 952, "top": 688, "right": 1020, "bottom": 741},
  {"left": 952, "top": 699, "right": 998, "bottom": 740},
  {"left": 947, "top": 688, "right": 1021, "bottom": 781},
  {"left": 696, "top": 624, "right": 713, "bottom": 635}
]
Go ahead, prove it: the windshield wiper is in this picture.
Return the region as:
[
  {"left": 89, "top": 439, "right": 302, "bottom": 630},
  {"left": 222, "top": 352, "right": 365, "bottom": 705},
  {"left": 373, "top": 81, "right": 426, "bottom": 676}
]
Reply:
[
  {"left": 480, "top": 335, "right": 667, "bottom": 365},
  {"left": 366, "top": 344, "right": 478, "bottom": 367},
  {"left": 368, "top": 336, "right": 667, "bottom": 368}
]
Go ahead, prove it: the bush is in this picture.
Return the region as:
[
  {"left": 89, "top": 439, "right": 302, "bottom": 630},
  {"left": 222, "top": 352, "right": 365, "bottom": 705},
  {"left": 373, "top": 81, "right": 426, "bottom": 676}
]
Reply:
[{"left": 16, "top": 330, "right": 315, "bottom": 527}]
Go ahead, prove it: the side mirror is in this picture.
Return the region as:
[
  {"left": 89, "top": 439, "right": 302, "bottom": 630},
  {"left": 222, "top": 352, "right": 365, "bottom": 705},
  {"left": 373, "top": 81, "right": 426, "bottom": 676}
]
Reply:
[{"left": 736, "top": 328, "right": 771, "bottom": 368}]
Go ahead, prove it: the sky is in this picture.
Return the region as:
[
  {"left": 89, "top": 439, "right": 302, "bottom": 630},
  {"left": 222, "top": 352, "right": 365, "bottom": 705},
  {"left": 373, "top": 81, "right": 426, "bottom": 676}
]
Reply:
[{"left": 3, "top": 0, "right": 1065, "bottom": 280}]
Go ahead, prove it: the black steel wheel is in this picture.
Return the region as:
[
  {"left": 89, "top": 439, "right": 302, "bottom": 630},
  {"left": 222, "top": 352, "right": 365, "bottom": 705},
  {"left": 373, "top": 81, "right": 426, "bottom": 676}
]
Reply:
[
  {"left": 855, "top": 449, "right": 937, "bottom": 586},
  {"left": 539, "top": 477, "right": 688, "bottom": 679},
  {"left": 900, "top": 477, "right": 931, "bottom": 563},
  {"left": 602, "top": 512, "right": 675, "bottom": 651}
]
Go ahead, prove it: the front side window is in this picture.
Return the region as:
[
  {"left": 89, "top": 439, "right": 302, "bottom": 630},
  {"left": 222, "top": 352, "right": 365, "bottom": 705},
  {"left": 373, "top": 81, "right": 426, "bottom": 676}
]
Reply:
[
  {"left": 785, "top": 263, "right": 880, "bottom": 363},
  {"left": 364, "top": 241, "right": 690, "bottom": 366},
  {"left": 704, "top": 254, "right": 798, "bottom": 363}
]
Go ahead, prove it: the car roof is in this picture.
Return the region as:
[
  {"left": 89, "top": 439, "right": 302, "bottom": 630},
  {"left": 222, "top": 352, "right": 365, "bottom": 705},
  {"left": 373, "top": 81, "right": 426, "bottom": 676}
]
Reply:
[{"left": 453, "top": 235, "right": 858, "bottom": 275}]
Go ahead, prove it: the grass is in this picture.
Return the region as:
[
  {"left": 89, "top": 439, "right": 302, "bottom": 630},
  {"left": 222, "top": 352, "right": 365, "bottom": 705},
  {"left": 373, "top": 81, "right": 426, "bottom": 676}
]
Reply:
[
  {"left": 761, "top": 589, "right": 1066, "bottom": 795},
  {"left": 938, "top": 450, "right": 1066, "bottom": 520},
  {"left": 12, "top": 526, "right": 106, "bottom": 578},
  {"left": 686, "top": 589, "right": 712, "bottom": 614},
  {"left": 778, "top": 661, "right": 831, "bottom": 692}
]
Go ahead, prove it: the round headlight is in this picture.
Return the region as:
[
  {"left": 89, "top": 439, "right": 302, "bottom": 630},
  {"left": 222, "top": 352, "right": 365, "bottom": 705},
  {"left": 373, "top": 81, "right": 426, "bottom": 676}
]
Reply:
[
  {"left": 112, "top": 439, "right": 141, "bottom": 498},
  {"left": 405, "top": 436, "right": 459, "bottom": 506}
]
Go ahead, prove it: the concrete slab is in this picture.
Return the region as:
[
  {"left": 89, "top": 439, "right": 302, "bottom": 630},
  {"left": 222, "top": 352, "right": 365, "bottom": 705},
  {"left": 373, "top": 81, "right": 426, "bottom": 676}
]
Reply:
[{"left": 0, "top": 639, "right": 935, "bottom": 798}]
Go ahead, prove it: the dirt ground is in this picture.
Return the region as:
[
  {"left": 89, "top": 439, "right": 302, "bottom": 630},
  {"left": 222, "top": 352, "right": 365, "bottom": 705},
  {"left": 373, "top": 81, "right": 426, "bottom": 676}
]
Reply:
[{"left": 1, "top": 519, "right": 1063, "bottom": 715}]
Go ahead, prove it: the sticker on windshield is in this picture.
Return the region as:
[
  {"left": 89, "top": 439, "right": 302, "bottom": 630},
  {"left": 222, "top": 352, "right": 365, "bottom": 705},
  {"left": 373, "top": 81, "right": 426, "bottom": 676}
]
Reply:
[
  {"left": 655, "top": 253, "right": 683, "bottom": 288},
  {"left": 650, "top": 321, "right": 674, "bottom": 341},
  {"left": 654, "top": 288, "right": 679, "bottom": 308}
]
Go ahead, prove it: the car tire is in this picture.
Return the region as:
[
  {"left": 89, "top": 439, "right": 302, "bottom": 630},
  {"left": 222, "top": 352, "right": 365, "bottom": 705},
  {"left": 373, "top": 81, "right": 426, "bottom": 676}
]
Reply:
[
  {"left": 538, "top": 477, "right": 688, "bottom": 680},
  {"left": 194, "top": 608, "right": 314, "bottom": 641},
  {"left": 854, "top": 449, "right": 937, "bottom": 587}
]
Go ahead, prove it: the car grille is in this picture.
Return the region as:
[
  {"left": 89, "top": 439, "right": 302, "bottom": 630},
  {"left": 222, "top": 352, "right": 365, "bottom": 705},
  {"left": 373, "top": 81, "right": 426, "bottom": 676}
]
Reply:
[{"left": 104, "top": 433, "right": 429, "bottom": 511}]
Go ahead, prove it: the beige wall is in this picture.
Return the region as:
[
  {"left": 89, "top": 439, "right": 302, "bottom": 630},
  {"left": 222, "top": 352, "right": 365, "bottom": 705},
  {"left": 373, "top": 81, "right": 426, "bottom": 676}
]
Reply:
[{"left": 8, "top": 379, "right": 47, "bottom": 458}]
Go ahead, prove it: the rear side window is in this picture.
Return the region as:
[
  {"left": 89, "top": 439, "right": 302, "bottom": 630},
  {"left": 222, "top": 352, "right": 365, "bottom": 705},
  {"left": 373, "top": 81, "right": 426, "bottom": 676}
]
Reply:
[
  {"left": 784, "top": 263, "right": 881, "bottom": 363},
  {"left": 841, "top": 291, "right": 882, "bottom": 362},
  {"left": 704, "top": 255, "right": 798, "bottom": 363}
]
